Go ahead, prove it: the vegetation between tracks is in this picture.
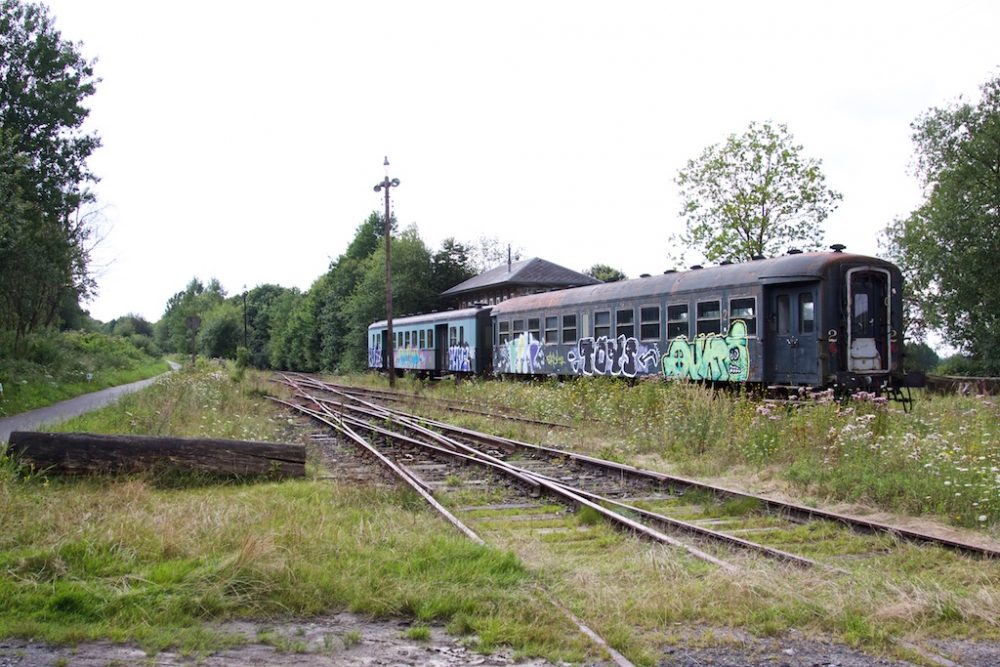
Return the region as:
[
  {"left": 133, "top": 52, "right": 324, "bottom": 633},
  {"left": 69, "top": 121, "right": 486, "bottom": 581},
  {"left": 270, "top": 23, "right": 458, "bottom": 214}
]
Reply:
[
  {"left": 349, "top": 374, "right": 1000, "bottom": 531},
  {"left": 0, "top": 364, "right": 587, "bottom": 660}
]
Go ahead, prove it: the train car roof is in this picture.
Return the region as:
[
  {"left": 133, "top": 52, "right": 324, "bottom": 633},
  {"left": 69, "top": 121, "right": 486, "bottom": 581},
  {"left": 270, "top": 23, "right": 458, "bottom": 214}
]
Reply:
[
  {"left": 491, "top": 251, "right": 898, "bottom": 314},
  {"left": 369, "top": 306, "right": 487, "bottom": 330}
]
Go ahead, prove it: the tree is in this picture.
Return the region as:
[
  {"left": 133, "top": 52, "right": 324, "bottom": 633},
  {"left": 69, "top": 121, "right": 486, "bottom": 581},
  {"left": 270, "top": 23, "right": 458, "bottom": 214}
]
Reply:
[
  {"left": 430, "top": 237, "right": 476, "bottom": 294},
  {"left": 672, "top": 121, "right": 841, "bottom": 264},
  {"left": 883, "top": 75, "right": 1000, "bottom": 374},
  {"left": 584, "top": 263, "right": 627, "bottom": 283},
  {"left": 468, "top": 235, "right": 523, "bottom": 273},
  {"left": 0, "top": 1, "right": 101, "bottom": 345}
]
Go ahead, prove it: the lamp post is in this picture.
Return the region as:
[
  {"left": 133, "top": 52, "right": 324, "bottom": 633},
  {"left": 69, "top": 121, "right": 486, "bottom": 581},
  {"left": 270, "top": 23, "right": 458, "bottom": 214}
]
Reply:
[{"left": 373, "top": 156, "right": 400, "bottom": 388}]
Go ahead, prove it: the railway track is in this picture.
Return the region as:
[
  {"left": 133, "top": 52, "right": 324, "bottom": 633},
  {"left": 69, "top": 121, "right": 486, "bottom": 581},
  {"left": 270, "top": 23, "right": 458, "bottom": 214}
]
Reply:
[
  {"left": 311, "top": 379, "right": 575, "bottom": 430},
  {"left": 274, "top": 373, "right": 1000, "bottom": 568}
]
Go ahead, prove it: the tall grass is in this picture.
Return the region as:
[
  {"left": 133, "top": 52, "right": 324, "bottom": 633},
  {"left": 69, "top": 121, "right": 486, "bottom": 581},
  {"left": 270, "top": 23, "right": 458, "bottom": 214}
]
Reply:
[
  {"left": 0, "top": 365, "right": 587, "bottom": 660},
  {"left": 0, "top": 330, "right": 168, "bottom": 417},
  {"left": 345, "top": 373, "right": 1000, "bottom": 531}
]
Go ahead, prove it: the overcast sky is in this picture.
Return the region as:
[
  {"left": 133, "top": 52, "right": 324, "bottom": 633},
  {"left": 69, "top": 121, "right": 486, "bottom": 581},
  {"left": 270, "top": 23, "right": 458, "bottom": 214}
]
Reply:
[{"left": 41, "top": 0, "right": 1000, "bottom": 323}]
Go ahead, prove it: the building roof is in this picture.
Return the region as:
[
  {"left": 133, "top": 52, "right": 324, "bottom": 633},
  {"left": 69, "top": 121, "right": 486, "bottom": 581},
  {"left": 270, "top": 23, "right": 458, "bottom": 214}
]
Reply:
[{"left": 441, "top": 257, "right": 601, "bottom": 297}]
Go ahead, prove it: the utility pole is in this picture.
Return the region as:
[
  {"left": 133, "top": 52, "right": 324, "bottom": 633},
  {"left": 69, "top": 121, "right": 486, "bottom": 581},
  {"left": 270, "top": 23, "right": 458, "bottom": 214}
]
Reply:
[{"left": 373, "top": 156, "right": 400, "bottom": 388}]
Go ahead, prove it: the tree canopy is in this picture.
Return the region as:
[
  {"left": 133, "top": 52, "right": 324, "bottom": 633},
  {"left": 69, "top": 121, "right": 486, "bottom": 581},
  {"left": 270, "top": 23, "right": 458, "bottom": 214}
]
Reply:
[
  {"left": 584, "top": 263, "right": 627, "bottom": 283},
  {"left": 0, "top": 0, "right": 101, "bottom": 346},
  {"left": 671, "top": 121, "right": 841, "bottom": 264},
  {"left": 883, "top": 75, "right": 1000, "bottom": 374}
]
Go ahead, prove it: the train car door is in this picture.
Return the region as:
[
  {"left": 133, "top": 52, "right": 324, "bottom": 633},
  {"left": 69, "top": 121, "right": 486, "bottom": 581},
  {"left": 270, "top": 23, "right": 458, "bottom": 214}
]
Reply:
[
  {"left": 846, "top": 268, "right": 890, "bottom": 373},
  {"left": 434, "top": 324, "right": 448, "bottom": 372},
  {"left": 766, "top": 284, "right": 819, "bottom": 385}
]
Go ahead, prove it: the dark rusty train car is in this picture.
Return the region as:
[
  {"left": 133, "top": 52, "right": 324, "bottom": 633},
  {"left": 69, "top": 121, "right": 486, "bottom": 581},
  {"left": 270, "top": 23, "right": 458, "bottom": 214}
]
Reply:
[{"left": 489, "top": 249, "right": 908, "bottom": 393}]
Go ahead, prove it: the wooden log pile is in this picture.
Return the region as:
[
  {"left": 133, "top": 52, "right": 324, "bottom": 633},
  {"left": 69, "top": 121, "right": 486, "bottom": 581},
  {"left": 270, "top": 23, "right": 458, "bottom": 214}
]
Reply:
[{"left": 8, "top": 431, "right": 306, "bottom": 478}]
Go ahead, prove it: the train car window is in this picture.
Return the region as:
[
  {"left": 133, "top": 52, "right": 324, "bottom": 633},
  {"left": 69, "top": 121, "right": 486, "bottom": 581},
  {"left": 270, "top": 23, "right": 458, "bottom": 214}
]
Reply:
[
  {"left": 459, "top": 326, "right": 465, "bottom": 345},
  {"left": 852, "top": 293, "right": 871, "bottom": 336},
  {"left": 667, "top": 305, "right": 689, "bottom": 338},
  {"left": 777, "top": 295, "right": 791, "bottom": 334},
  {"left": 616, "top": 309, "right": 634, "bottom": 338},
  {"left": 594, "top": 311, "right": 611, "bottom": 339},
  {"left": 397, "top": 332, "right": 403, "bottom": 348},
  {"left": 499, "top": 320, "right": 510, "bottom": 344},
  {"left": 427, "top": 329, "right": 434, "bottom": 348},
  {"left": 449, "top": 326, "right": 457, "bottom": 346},
  {"left": 641, "top": 306, "right": 660, "bottom": 340},
  {"left": 544, "top": 316, "right": 558, "bottom": 343},
  {"left": 562, "top": 314, "right": 577, "bottom": 343},
  {"left": 513, "top": 319, "right": 524, "bottom": 337},
  {"left": 528, "top": 318, "right": 540, "bottom": 341},
  {"left": 696, "top": 301, "right": 721, "bottom": 335},
  {"left": 799, "top": 294, "right": 814, "bottom": 334},
  {"left": 730, "top": 297, "right": 757, "bottom": 336}
]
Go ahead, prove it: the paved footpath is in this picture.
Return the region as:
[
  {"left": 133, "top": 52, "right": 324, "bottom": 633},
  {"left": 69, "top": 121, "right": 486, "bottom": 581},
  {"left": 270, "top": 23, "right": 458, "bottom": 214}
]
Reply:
[{"left": 0, "top": 361, "right": 180, "bottom": 443}]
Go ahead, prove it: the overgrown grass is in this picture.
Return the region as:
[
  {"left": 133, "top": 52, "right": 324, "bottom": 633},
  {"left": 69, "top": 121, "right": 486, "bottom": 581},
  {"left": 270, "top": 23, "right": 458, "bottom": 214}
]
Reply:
[
  {"left": 352, "top": 374, "right": 1000, "bottom": 531},
  {"left": 0, "top": 330, "right": 169, "bottom": 418},
  {"left": 0, "top": 365, "right": 587, "bottom": 661}
]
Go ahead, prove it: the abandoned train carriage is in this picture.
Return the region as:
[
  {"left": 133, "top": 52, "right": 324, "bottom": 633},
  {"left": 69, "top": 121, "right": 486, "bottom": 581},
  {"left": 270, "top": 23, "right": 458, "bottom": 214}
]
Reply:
[
  {"left": 368, "top": 307, "right": 492, "bottom": 375},
  {"left": 369, "top": 250, "right": 908, "bottom": 393}
]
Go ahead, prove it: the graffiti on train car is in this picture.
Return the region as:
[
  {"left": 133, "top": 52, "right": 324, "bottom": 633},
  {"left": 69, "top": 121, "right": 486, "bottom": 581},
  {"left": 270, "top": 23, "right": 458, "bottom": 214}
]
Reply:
[
  {"left": 368, "top": 343, "right": 382, "bottom": 367},
  {"left": 448, "top": 343, "right": 475, "bottom": 372},
  {"left": 661, "top": 320, "right": 750, "bottom": 381},
  {"left": 396, "top": 346, "right": 433, "bottom": 369},
  {"left": 496, "top": 333, "right": 546, "bottom": 373},
  {"left": 566, "top": 335, "right": 660, "bottom": 378}
]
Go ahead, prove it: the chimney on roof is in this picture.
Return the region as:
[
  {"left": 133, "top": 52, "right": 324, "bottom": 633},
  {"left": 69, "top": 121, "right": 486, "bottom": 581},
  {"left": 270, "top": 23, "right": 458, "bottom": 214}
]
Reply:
[{"left": 507, "top": 245, "right": 511, "bottom": 272}]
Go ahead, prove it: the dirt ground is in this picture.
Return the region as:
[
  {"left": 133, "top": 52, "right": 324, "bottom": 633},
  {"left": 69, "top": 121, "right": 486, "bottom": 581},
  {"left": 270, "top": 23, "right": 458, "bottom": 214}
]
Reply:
[{"left": 1, "top": 614, "right": 997, "bottom": 667}]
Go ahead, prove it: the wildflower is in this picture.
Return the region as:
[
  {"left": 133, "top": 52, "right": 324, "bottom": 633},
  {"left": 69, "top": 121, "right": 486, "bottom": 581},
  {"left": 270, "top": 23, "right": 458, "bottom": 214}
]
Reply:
[{"left": 979, "top": 515, "right": 988, "bottom": 522}]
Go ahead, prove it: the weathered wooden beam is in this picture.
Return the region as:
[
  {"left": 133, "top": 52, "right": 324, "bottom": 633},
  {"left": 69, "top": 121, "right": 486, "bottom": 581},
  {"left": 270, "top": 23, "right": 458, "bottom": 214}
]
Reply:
[{"left": 8, "top": 431, "right": 306, "bottom": 478}]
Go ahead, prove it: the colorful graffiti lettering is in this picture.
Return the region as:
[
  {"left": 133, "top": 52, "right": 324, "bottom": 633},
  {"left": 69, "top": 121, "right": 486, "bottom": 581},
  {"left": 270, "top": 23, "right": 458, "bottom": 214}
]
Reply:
[
  {"left": 661, "top": 320, "right": 750, "bottom": 381},
  {"left": 566, "top": 335, "right": 660, "bottom": 378},
  {"left": 368, "top": 343, "right": 382, "bottom": 368},
  {"left": 396, "top": 346, "right": 432, "bottom": 369},
  {"left": 448, "top": 344, "right": 475, "bottom": 372},
  {"left": 497, "top": 333, "right": 545, "bottom": 373},
  {"left": 544, "top": 351, "right": 565, "bottom": 368}
]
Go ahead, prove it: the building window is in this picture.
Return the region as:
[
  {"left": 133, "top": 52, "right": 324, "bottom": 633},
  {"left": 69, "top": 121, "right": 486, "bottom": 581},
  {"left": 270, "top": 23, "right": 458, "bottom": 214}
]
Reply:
[
  {"left": 799, "top": 293, "right": 814, "bottom": 334},
  {"left": 640, "top": 306, "right": 660, "bottom": 340},
  {"left": 730, "top": 297, "right": 757, "bottom": 336},
  {"left": 528, "top": 318, "right": 540, "bottom": 341},
  {"left": 594, "top": 310, "right": 611, "bottom": 339},
  {"left": 544, "top": 316, "right": 558, "bottom": 343},
  {"left": 696, "top": 300, "right": 721, "bottom": 335},
  {"left": 667, "top": 304, "right": 689, "bottom": 339},
  {"left": 562, "top": 314, "right": 577, "bottom": 343},
  {"left": 616, "top": 308, "right": 634, "bottom": 339}
]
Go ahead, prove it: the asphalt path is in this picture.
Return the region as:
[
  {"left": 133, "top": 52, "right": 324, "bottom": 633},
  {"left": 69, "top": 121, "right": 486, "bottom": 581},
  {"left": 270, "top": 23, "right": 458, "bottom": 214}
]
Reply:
[{"left": 0, "top": 361, "right": 180, "bottom": 443}]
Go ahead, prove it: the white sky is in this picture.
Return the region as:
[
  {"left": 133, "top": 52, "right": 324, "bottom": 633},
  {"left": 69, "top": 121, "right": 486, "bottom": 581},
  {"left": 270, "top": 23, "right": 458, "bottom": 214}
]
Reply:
[{"left": 41, "top": 0, "right": 1000, "bottom": 323}]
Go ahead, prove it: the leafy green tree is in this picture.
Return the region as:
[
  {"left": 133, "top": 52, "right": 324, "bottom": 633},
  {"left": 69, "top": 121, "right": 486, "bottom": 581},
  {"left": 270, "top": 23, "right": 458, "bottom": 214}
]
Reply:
[
  {"left": 198, "top": 301, "right": 242, "bottom": 359},
  {"left": 244, "top": 284, "right": 295, "bottom": 368},
  {"left": 672, "top": 121, "right": 841, "bottom": 264},
  {"left": 884, "top": 75, "right": 1000, "bottom": 374},
  {"left": 430, "top": 237, "right": 476, "bottom": 294},
  {"left": 903, "top": 341, "right": 940, "bottom": 373},
  {"left": 342, "top": 226, "right": 436, "bottom": 370},
  {"left": 584, "top": 263, "right": 627, "bottom": 283},
  {"left": 154, "top": 278, "right": 225, "bottom": 354},
  {"left": 0, "top": 0, "right": 101, "bottom": 344}
]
